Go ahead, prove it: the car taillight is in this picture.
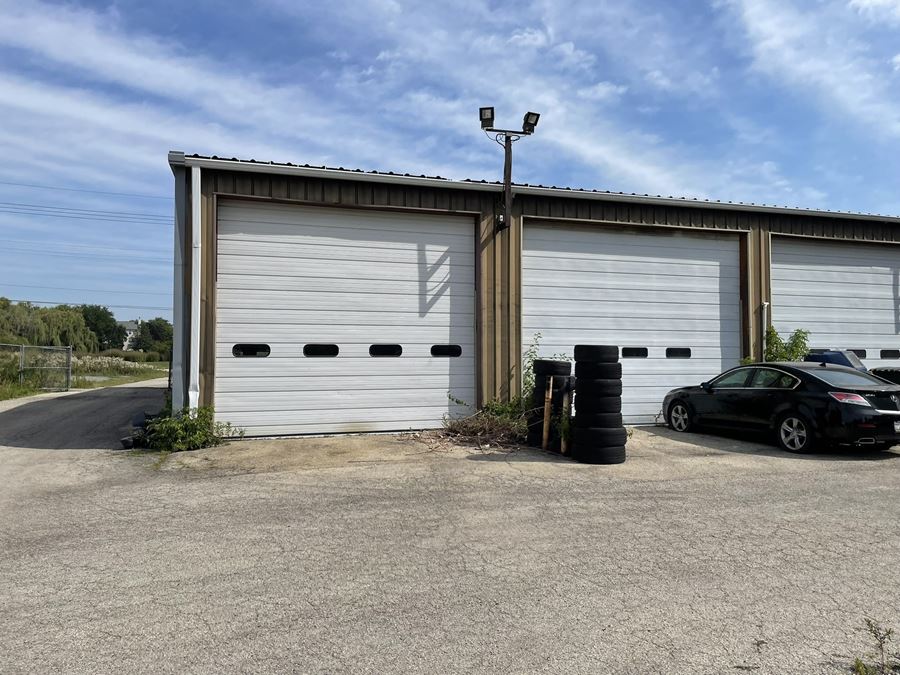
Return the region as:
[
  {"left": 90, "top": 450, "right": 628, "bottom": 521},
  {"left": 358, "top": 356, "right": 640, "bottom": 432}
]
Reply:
[{"left": 828, "top": 392, "right": 872, "bottom": 407}]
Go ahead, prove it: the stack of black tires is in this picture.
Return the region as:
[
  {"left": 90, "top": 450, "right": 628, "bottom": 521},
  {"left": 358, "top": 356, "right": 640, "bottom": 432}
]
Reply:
[
  {"left": 572, "top": 345, "right": 627, "bottom": 464},
  {"left": 526, "top": 359, "right": 572, "bottom": 449}
]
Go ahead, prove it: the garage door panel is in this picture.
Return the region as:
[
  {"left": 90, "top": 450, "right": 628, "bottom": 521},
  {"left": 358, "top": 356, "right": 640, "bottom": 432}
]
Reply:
[
  {"left": 219, "top": 405, "right": 470, "bottom": 425},
  {"left": 219, "top": 222, "right": 473, "bottom": 251},
  {"left": 536, "top": 333, "right": 741, "bottom": 350},
  {"left": 216, "top": 325, "right": 475, "bottom": 344},
  {"left": 771, "top": 292, "right": 898, "bottom": 308},
  {"left": 524, "top": 300, "right": 739, "bottom": 322},
  {"left": 772, "top": 237, "right": 900, "bottom": 373},
  {"left": 523, "top": 256, "right": 735, "bottom": 278},
  {"left": 524, "top": 284, "right": 735, "bottom": 302},
  {"left": 220, "top": 201, "right": 473, "bottom": 238},
  {"left": 218, "top": 274, "right": 472, "bottom": 297},
  {"left": 525, "top": 228, "right": 737, "bottom": 253},
  {"left": 218, "top": 309, "right": 474, "bottom": 327},
  {"left": 771, "top": 268, "right": 896, "bottom": 287},
  {"left": 217, "top": 420, "right": 446, "bottom": 437},
  {"left": 215, "top": 201, "right": 475, "bottom": 436},
  {"left": 215, "top": 389, "right": 471, "bottom": 414},
  {"left": 217, "top": 289, "right": 471, "bottom": 315},
  {"left": 215, "top": 374, "right": 476, "bottom": 394},
  {"left": 215, "top": 357, "right": 476, "bottom": 378},
  {"left": 524, "top": 224, "right": 741, "bottom": 424},
  {"left": 218, "top": 245, "right": 472, "bottom": 271}
]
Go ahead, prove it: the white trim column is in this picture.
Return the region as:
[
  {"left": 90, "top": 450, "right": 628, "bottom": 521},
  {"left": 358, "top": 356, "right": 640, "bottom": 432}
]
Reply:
[{"left": 188, "top": 166, "right": 202, "bottom": 409}]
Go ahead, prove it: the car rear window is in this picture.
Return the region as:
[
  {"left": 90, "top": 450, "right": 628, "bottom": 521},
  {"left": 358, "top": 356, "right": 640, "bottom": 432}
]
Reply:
[{"left": 812, "top": 369, "right": 889, "bottom": 387}]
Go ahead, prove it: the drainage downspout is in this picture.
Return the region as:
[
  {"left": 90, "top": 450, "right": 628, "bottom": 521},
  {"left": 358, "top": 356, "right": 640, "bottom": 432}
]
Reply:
[{"left": 188, "top": 166, "right": 202, "bottom": 409}]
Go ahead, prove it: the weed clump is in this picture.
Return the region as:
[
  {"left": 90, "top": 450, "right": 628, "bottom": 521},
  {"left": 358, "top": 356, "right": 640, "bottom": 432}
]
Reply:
[{"left": 135, "top": 407, "right": 244, "bottom": 453}]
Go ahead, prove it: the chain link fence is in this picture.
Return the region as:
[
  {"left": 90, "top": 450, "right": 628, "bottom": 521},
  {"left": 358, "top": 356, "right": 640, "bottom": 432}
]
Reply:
[{"left": 0, "top": 343, "right": 72, "bottom": 391}]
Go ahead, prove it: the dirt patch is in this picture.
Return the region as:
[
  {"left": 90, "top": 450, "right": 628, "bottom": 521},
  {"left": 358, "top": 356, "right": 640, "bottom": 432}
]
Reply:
[
  {"left": 158, "top": 425, "right": 900, "bottom": 479},
  {"left": 163, "top": 431, "right": 480, "bottom": 474}
]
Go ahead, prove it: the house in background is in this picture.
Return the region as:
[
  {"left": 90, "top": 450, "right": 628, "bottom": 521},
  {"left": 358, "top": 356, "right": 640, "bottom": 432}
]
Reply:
[{"left": 119, "top": 320, "right": 139, "bottom": 350}]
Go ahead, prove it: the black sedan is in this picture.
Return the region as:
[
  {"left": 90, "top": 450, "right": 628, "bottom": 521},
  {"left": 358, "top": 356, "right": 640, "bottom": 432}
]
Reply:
[{"left": 662, "top": 362, "right": 900, "bottom": 452}]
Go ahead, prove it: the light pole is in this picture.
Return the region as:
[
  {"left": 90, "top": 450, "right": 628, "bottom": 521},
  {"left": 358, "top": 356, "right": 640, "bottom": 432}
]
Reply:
[{"left": 479, "top": 107, "right": 540, "bottom": 233}]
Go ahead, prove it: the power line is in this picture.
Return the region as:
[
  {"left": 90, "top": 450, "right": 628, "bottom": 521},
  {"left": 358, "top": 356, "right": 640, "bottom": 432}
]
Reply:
[
  {"left": 0, "top": 209, "right": 173, "bottom": 225},
  {"left": 9, "top": 299, "right": 172, "bottom": 310},
  {"left": 0, "top": 180, "right": 172, "bottom": 200},
  {"left": 0, "top": 283, "right": 170, "bottom": 296},
  {"left": 0, "top": 245, "right": 169, "bottom": 263},
  {"left": 0, "top": 201, "right": 171, "bottom": 221},
  {"left": 0, "top": 238, "right": 169, "bottom": 258}
]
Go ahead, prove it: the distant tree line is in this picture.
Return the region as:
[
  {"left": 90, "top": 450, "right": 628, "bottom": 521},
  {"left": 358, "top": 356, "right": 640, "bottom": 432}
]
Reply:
[{"left": 0, "top": 297, "right": 172, "bottom": 359}]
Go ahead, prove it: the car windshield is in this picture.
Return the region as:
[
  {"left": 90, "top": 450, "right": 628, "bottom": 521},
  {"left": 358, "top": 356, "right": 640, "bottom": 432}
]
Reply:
[{"left": 812, "top": 368, "right": 889, "bottom": 387}]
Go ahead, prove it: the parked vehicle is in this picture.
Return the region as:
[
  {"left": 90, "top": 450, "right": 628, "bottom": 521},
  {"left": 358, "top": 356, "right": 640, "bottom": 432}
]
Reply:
[
  {"left": 663, "top": 362, "right": 900, "bottom": 452},
  {"left": 803, "top": 349, "right": 867, "bottom": 371}
]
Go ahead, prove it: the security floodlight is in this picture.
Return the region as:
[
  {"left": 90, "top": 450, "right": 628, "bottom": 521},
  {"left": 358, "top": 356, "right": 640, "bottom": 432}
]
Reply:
[
  {"left": 522, "top": 111, "right": 540, "bottom": 134},
  {"left": 479, "top": 106, "right": 541, "bottom": 233},
  {"left": 479, "top": 106, "right": 495, "bottom": 129}
]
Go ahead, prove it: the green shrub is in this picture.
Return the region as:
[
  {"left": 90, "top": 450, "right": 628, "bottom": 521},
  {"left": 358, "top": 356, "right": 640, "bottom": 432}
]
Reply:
[
  {"left": 99, "top": 349, "right": 162, "bottom": 363},
  {"left": 136, "top": 407, "right": 244, "bottom": 452},
  {"left": 765, "top": 326, "right": 809, "bottom": 362}
]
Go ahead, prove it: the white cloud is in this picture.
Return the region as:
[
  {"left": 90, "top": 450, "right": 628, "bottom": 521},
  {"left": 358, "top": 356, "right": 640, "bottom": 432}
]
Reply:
[
  {"left": 893, "top": 54, "right": 900, "bottom": 70},
  {"left": 849, "top": 0, "right": 900, "bottom": 21},
  {"left": 577, "top": 81, "right": 628, "bottom": 102},
  {"left": 723, "top": 0, "right": 900, "bottom": 138},
  {"left": 508, "top": 27, "right": 550, "bottom": 48}
]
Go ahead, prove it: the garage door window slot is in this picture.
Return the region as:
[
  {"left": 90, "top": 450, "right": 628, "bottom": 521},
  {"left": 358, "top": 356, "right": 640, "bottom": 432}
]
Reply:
[
  {"left": 622, "top": 347, "right": 648, "bottom": 358},
  {"left": 369, "top": 344, "right": 402, "bottom": 357},
  {"left": 431, "top": 345, "right": 462, "bottom": 357},
  {"left": 232, "top": 344, "right": 270, "bottom": 358},
  {"left": 666, "top": 348, "right": 692, "bottom": 359},
  {"left": 304, "top": 344, "right": 339, "bottom": 357},
  {"left": 880, "top": 349, "right": 900, "bottom": 359}
]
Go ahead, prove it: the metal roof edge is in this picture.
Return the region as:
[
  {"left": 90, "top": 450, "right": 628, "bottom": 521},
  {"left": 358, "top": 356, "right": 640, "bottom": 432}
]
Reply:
[
  {"left": 181, "top": 155, "right": 501, "bottom": 193},
  {"left": 177, "top": 153, "right": 900, "bottom": 224},
  {"left": 512, "top": 185, "right": 900, "bottom": 223}
]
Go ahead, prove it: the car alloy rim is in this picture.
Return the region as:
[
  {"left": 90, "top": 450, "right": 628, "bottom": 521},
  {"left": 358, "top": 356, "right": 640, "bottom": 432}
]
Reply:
[
  {"left": 671, "top": 404, "right": 688, "bottom": 431},
  {"left": 780, "top": 417, "right": 807, "bottom": 451}
]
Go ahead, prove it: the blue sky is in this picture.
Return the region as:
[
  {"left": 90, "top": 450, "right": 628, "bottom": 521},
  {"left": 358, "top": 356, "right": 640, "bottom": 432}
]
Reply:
[{"left": 2, "top": 0, "right": 900, "bottom": 321}]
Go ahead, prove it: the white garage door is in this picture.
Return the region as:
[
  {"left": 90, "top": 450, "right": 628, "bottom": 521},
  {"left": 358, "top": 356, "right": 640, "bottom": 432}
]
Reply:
[
  {"left": 215, "top": 201, "right": 475, "bottom": 436},
  {"left": 771, "top": 236, "right": 900, "bottom": 369},
  {"left": 522, "top": 224, "right": 742, "bottom": 424}
]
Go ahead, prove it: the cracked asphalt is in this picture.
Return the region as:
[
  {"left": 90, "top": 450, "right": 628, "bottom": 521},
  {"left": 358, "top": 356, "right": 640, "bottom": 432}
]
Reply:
[{"left": 1, "top": 380, "right": 899, "bottom": 674}]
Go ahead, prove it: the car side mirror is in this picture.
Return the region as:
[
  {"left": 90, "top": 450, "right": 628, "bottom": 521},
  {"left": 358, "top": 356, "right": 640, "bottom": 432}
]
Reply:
[{"left": 701, "top": 381, "right": 711, "bottom": 392}]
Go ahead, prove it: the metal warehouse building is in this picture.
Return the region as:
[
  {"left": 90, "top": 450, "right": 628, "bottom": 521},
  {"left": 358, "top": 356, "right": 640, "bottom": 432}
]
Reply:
[{"left": 168, "top": 151, "right": 900, "bottom": 436}]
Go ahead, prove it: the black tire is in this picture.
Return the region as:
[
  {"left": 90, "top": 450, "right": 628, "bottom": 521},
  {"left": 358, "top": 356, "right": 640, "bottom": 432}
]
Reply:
[
  {"left": 533, "top": 374, "right": 574, "bottom": 393},
  {"left": 574, "top": 412, "right": 623, "bottom": 428},
  {"left": 775, "top": 412, "right": 815, "bottom": 453},
  {"left": 574, "top": 345, "right": 619, "bottom": 362},
  {"left": 575, "top": 362, "right": 622, "bottom": 379},
  {"left": 667, "top": 400, "right": 693, "bottom": 432},
  {"left": 574, "top": 426, "right": 628, "bottom": 448},
  {"left": 573, "top": 445, "right": 626, "bottom": 465},
  {"left": 576, "top": 379, "right": 623, "bottom": 397},
  {"left": 575, "top": 395, "right": 622, "bottom": 413},
  {"left": 533, "top": 359, "right": 572, "bottom": 376}
]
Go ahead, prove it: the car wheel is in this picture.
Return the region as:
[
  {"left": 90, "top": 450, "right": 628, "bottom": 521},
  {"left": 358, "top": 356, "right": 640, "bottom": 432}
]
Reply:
[
  {"left": 776, "top": 413, "right": 814, "bottom": 453},
  {"left": 668, "top": 401, "right": 692, "bottom": 432}
]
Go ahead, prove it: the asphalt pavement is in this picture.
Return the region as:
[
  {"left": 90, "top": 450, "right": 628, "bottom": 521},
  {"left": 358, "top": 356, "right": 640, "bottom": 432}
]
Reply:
[{"left": 1, "top": 381, "right": 899, "bottom": 674}]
